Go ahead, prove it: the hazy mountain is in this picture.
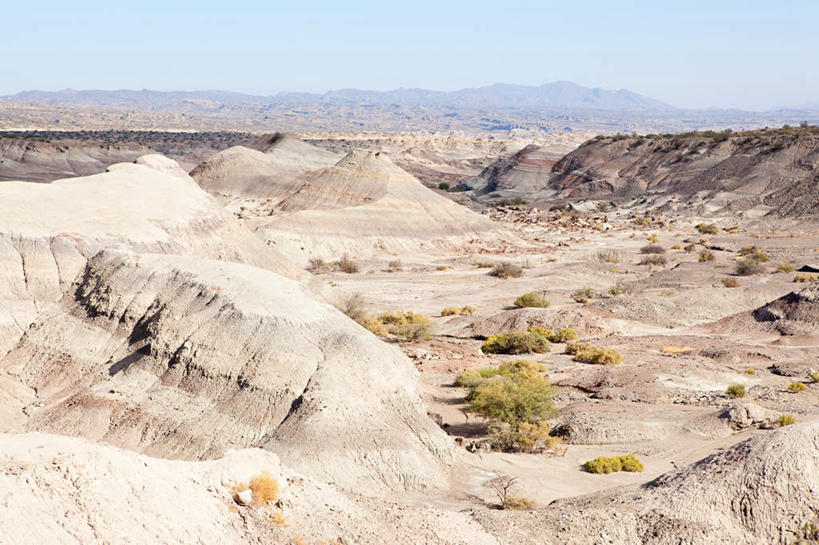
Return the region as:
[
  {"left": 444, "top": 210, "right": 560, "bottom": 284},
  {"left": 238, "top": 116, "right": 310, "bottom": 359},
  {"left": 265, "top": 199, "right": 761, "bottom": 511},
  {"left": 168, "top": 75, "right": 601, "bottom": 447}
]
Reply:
[{"left": 3, "top": 82, "right": 675, "bottom": 112}]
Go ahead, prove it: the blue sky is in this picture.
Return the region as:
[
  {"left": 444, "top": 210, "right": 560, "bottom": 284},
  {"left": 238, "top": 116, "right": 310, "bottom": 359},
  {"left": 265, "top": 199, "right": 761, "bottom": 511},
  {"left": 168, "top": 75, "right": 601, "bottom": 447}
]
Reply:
[{"left": 3, "top": 0, "right": 817, "bottom": 110}]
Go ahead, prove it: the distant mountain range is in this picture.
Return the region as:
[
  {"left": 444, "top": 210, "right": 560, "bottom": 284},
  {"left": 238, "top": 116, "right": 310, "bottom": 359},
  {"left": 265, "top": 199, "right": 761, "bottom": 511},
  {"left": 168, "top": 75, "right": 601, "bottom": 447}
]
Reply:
[{"left": 2, "top": 82, "right": 675, "bottom": 112}]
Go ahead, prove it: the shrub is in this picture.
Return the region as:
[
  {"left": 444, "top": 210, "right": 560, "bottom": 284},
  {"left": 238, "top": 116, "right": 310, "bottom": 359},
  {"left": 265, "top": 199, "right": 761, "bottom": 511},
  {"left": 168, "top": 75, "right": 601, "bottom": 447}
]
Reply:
[
  {"left": 596, "top": 249, "right": 624, "bottom": 263},
  {"left": 474, "top": 260, "right": 495, "bottom": 268},
  {"left": 778, "top": 414, "right": 796, "bottom": 426},
  {"left": 565, "top": 341, "right": 591, "bottom": 355},
  {"left": 490, "top": 262, "right": 523, "bottom": 279},
  {"left": 794, "top": 273, "right": 819, "bottom": 283},
  {"left": 696, "top": 223, "right": 719, "bottom": 235},
  {"left": 584, "top": 454, "right": 644, "bottom": 474},
  {"left": 549, "top": 327, "right": 578, "bottom": 343},
  {"left": 639, "top": 255, "right": 667, "bottom": 266},
  {"left": 735, "top": 257, "right": 765, "bottom": 276},
  {"left": 646, "top": 233, "right": 659, "bottom": 243},
  {"left": 726, "top": 384, "right": 746, "bottom": 398},
  {"left": 515, "top": 421, "right": 562, "bottom": 453},
  {"left": 332, "top": 254, "right": 360, "bottom": 274},
  {"left": 671, "top": 244, "right": 683, "bottom": 250},
  {"left": 778, "top": 264, "right": 796, "bottom": 273},
  {"left": 307, "top": 257, "right": 329, "bottom": 274},
  {"left": 443, "top": 305, "right": 478, "bottom": 316},
  {"left": 738, "top": 245, "right": 768, "bottom": 261},
  {"left": 608, "top": 284, "right": 625, "bottom": 296},
  {"left": 441, "top": 307, "right": 460, "bottom": 316},
  {"left": 435, "top": 265, "right": 451, "bottom": 271},
  {"left": 337, "top": 293, "right": 367, "bottom": 322},
  {"left": 722, "top": 277, "right": 740, "bottom": 288},
  {"left": 514, "top": 293, "right": 550, "bottom": 308},
  {"left": 361, "top": 316, "right": 389, "bottom": 337},
  {"left": 810, "top": 372, "right": 819, "bottom": 383},
  {"left": 502, "top": 495, "right": 536, "bottom": 510},
  {"left": 640, "top": 244, "right": 666, "bottom": 254},
  {"left": 468, "top": 371, "right": 557, "bottom": 429},
  {"left": 744, "top": 368, "right": 756, "bottom": 375},
  {"left": 461, "top": 305, "right": 478, "bottom": 316},
  {"left": 572, "top": 287, "right": 596, "bottom": 303},
  {"left": 787, "top": 381, "right": 807, "bottom": 393},
  {"left": 481, "top": 327, "right": 551, "bottom": 354},
  {"left": 438, "top": 182, "right": 450, "bottom": 190},
  {"left": 699, "top": 249, "right": 714, "bottom": 262},
  {"left": 684, "top": 243, "right": 696, "bottom": 253},
  {"left": 365, "top": 311, "right": 434, "bottom": 341},
  {"left": 387, "top": 259, "right": 402, "bottom": 271},
  {"left": 574, "top": 347, "right": 624, "bottom": 365},
  {"left": 230, "top": 471, "right": 280, "bottom": 506}
]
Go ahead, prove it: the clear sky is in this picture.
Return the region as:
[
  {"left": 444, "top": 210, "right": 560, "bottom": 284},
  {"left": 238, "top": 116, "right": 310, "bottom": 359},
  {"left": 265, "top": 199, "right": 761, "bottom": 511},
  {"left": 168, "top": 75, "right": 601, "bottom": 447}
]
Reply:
[{"left": 3, "top": 0, "right": 817, "bottom": 110}]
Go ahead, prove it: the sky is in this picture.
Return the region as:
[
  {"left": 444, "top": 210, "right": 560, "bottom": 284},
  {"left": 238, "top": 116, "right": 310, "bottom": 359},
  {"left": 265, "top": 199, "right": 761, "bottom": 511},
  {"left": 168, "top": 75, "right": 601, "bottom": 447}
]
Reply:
[{"left": 2, "top": 0, "right": 817, "bottom": 111}]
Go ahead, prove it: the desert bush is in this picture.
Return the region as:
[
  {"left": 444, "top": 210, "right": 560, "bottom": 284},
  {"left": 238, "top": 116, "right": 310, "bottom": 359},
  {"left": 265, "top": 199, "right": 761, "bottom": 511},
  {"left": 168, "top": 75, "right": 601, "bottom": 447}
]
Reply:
[
  {"left": 671, "top": 244, "right": 683, "bottom": 250},
  {"left": 584, "top": 454, "right": 644, "bottom": 474},
  {"left": 640, "top": 244, "right": 666, "bottom": 254},
  {"left": 332, "top": 254, "right": 360, "bottom": 274},
  {"left": 387, "top": 259, "right": 402, "bottom": 271},
  {"left": 573, "top": 347, "right": 624, "bottom": 365},
  {"left": 794, "top": 273, "right": 819, "bottom": 283},
  {"left": 777, "top": 264, "right": 796, "bottom": 273},
  {"left": 473, "top": 260, "right": 495, "bottom": 268},
  {"left": 639, "top": 254, "right": 667, "bottom": 266},
  {"left": 337, "top": 293, "right": 367, "bottom": 322},
  {"left": 735, "top": 257, "right": 765, "bottom": 275},
  {"left": 596, "top": 249, "right": 625, "bottom": 263},
  {"left": 778, "top": 414, "right": 796, "bottom": 426},
  {"left": 787, "top": 381, "right": 807, "bottom": 393},
  {"left": 481, "top": 326, "right": 551, "bottom": 354},
  {"left": 502, "top": 495, "right": 536, "bottom": 510},
  {"left": 365, "top": 311, "right": 434, "bottom": 341},
  {"left": 726, "top": 384, "right": 746, "bottom": 398},
  {"left": 361, "top": 316, "right": 389, "bottom": 337},
  {"left": 461, "top": 305, "right": 478, "bottom": 315},
  {"left": 738, "top": 245, "right": 768, "bottom": 262},
  {"left": 699, "top": 249, "right": 715, "bottom": 262},
  {"left": 633, "top": 217, "right": 652, "bottom": 226},
  {"left": 722, "top": 277, "right": 740, "bottom": 288},
  {"left": 646, "top": 233, "right": 659, "bottom": 243},
  {"left": 810, "top": 372, "right": 819, "bottom": 383},
  {"left": 438, "top": 182, "right": 450, "bottom": 190},
  {"left": 744, "top": 368, "right": 756, "bottom": 375},
  {"left": 565, "top": 341, "right": 591, "bottom": 355},
  {"left": 608, "top": 284, "right": 625, "bottom": 296},
  {"left": 695, "top": 223, "right": 719, "bottom": 235},
  {"left": 572, "top": 287, "right": 596, "bottom": 303},
  {"left": 684, "top": 243, "right": 696, "bottom": 253},
  {"left": 515, "top": 420, "right": 562, "bottom": 453},
  {"left": 468, "top": 370, "right": 557, "bottom": 429},
  {"left": 231, "top": 471, "right": 280, "bottom": 506},
  {"left": 548, "top": 327, "right": 578, "bottom": 343},
  {"left": 307, "top": 257, "right": 329, "bottom": 274},
  {"left": 490, "top": 262, "right": 523, "bottom": 279},
  {"left": 514, "top": 292, "right": 550, "bottom": 308},
  {"left": 441, "top": 307, "right": 460, "bottom": 316}
]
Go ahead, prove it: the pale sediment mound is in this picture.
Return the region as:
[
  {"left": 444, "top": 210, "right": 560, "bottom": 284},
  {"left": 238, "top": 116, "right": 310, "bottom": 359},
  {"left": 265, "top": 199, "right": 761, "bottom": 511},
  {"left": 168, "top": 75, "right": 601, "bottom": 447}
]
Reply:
[
  {"left": 475, "top": 422, "right": 819, "bottom": 544},
  {"left": 0, "top": 155, "right": 300, "bottom": 356},
  {"left": 190, "top": 134, "right": 342, "bottom": 202},
  {"left": 254, "top": 149, "right": 513, "bottom": 262},
  {"left": 708, "top": 282, "right": 819, "bottom": 337},
  {"left": 463, "top": 144, "right": 559, "bottom": 195},
  {"left": 2, "top": 250, "right": 452, "bottom": 494},
  {"left": 462, "top": 306, "right": 634, "bottom": 339}
]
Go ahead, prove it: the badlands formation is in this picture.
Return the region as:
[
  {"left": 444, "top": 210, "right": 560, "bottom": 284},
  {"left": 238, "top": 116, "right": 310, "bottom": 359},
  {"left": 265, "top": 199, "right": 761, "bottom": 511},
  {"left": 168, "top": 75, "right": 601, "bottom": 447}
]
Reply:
[{"left": 0, "top": 129, "right": 817, "bottom": 545}]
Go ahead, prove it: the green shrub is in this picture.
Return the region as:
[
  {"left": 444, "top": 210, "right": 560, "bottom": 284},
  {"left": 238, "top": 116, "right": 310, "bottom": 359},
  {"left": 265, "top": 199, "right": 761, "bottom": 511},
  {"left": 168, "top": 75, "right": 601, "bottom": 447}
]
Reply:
[
  {"left": 514, "top": 293, "right": 550, "bottom": 308},
  {"left": 735, "top": 257, "right": 765, "bottom": 275},
  {"left": 481, "top": 326, "right": 551, "bottom": 354},
  {"left": 564, "top": 341, "right": 591, "bottom": 355},
  {"left": 490, "top": 262, "right": 523, "bottom": 279},
  {"left": 787, "top": 381, "right": 807, "bottom": 393},
  {"left": 726, "top": 384, "right": 746, "bottom": 398},
  {"left": 467, "top": 370, "right": 557, "bottom": 430},
  {"left": 441, "top": 307, "right": 460, "bottom": 316},
  {"left": 365, "top": 311, "right": 433, "bottom": 341},
  {"left": 572, "top": 287, "right": 596, "bottom": 303},
  {"left": 549, "top": 327, "right": 578, "bottom": 343},
  {"left": 695, "top": 223, "right": 719, "bottom": 235},
  {"left": 810, "top": 372, "right": 819, "bottom": 383},
  {"left": 438, "top": 182, "right": 450, "bottom": 191},
  {"left": 583, "top": 454, "right": 644, "bottom": 474},
  {"left": 573, "top": 347, "right": 624, "bottom": 365},
  {"left": 778, "top": 414, "right": 796, "bottom": 426},
  {"left": 744, "top": 368, "right": 756, "bottom": 375}
]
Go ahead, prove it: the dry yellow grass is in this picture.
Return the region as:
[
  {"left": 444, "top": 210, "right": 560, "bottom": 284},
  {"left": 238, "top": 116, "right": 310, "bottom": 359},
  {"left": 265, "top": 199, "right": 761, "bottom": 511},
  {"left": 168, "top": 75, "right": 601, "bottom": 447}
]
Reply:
[{"left": 662, "top": 346, "right": 696, "bottom": 355}]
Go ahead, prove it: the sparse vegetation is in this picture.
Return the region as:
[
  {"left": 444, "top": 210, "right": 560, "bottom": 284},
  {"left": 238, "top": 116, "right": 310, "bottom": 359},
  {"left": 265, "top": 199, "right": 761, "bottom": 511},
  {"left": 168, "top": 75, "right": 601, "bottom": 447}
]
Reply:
[
  {"left": 684, "top": 243, "right": 696, "bottom": 253},
  {"left": 794, "top": 273, "right": 819, "bottom": 283},
  {"left": 485, "top": 474, "right": 536, "bottom": 510},
  {"left": 596, "top": 249, "right": 625, "bottom": 263},
  {"left": 671, "top": 244, "right": 683, "bottom": 250},
  {"left": 232, "top": 471, "right": 280, "bottom": 506},
  {"left": 489, "top": 262, "right": 523, "bottom": 279},
  {"left": 777, "top": 264, "right": 796, "bottom": 273},
  {"left": 695, "top": 223, "right": 719, "bottom": 235},
  {"left": 481, "top": 326, "right": 551, "bottom": 354},
  {"left": 640, "top": 244, "right": 665, "bottom": 254},
  {"left": 572, "top": 287, "right": 596, "bottom": 303},
  {"left": 573, "top": 346, "right": 624, "bottom": 365},
  {"left": 646, "top": 233, "right": 659, "bottom": 243},
  {"left": 337, "top": 293, "right": 367, "bottom": 322},
  {"left": 441, "top": 305, "right": 478, "bottom": 316},
  {"left": 360, "top": 311, "right": 433, "bottom": 341},
  {"left": 721, "top": 277, "right": 740, "bottom": 288},
  {"left": 514, "top": 292, "right": 550, "bottom": 308},
  {"left": 608, "top": 284, "right": 625, "bottom": 296},
  {"left": 584, "top": 454, "right": 644, "bottom": 474},
  {"left": 810, "top": 372, "right": 819, "bottom": 383},
  {"left": 639, "top": 254, "right": 667, "bottom": 266},
  {"left": 744, "top": 368, "right": 756, "bottom": 375},
  {"left": 564, "top": 341, "right": 591, "bottom": 355},
  {"left": 738, "top": 245, "right": 768, "bottom": 261},
  {"left": 787, "top": 381, "right": 808, "bottom": 393},
  {"left": 778, "top": 414, "right": 796, "bottom": 426},
  {"left": 699, "top": 249, "right": 714, "bottom": 262},
  {"left": 735, "top": 256, "right": 766, "bottom": 275},
  {"left": 502, "top": 494, "right": 536, "bottom": 510},
  {"left": 387, "top": 259, "right": 402, "bottom": 271},
  {"left": 726, "top": 384, "right": 746, "bottom": 398},
  {"left": 332, "top": 254, "right": 360, "bottom": 274}
]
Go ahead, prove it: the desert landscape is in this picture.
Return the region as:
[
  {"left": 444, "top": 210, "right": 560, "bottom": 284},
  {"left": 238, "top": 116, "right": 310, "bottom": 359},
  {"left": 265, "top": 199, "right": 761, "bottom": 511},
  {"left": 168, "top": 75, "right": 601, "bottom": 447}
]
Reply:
[{"left": 2, "top": 2, "right": 818, "bottom": 544}]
